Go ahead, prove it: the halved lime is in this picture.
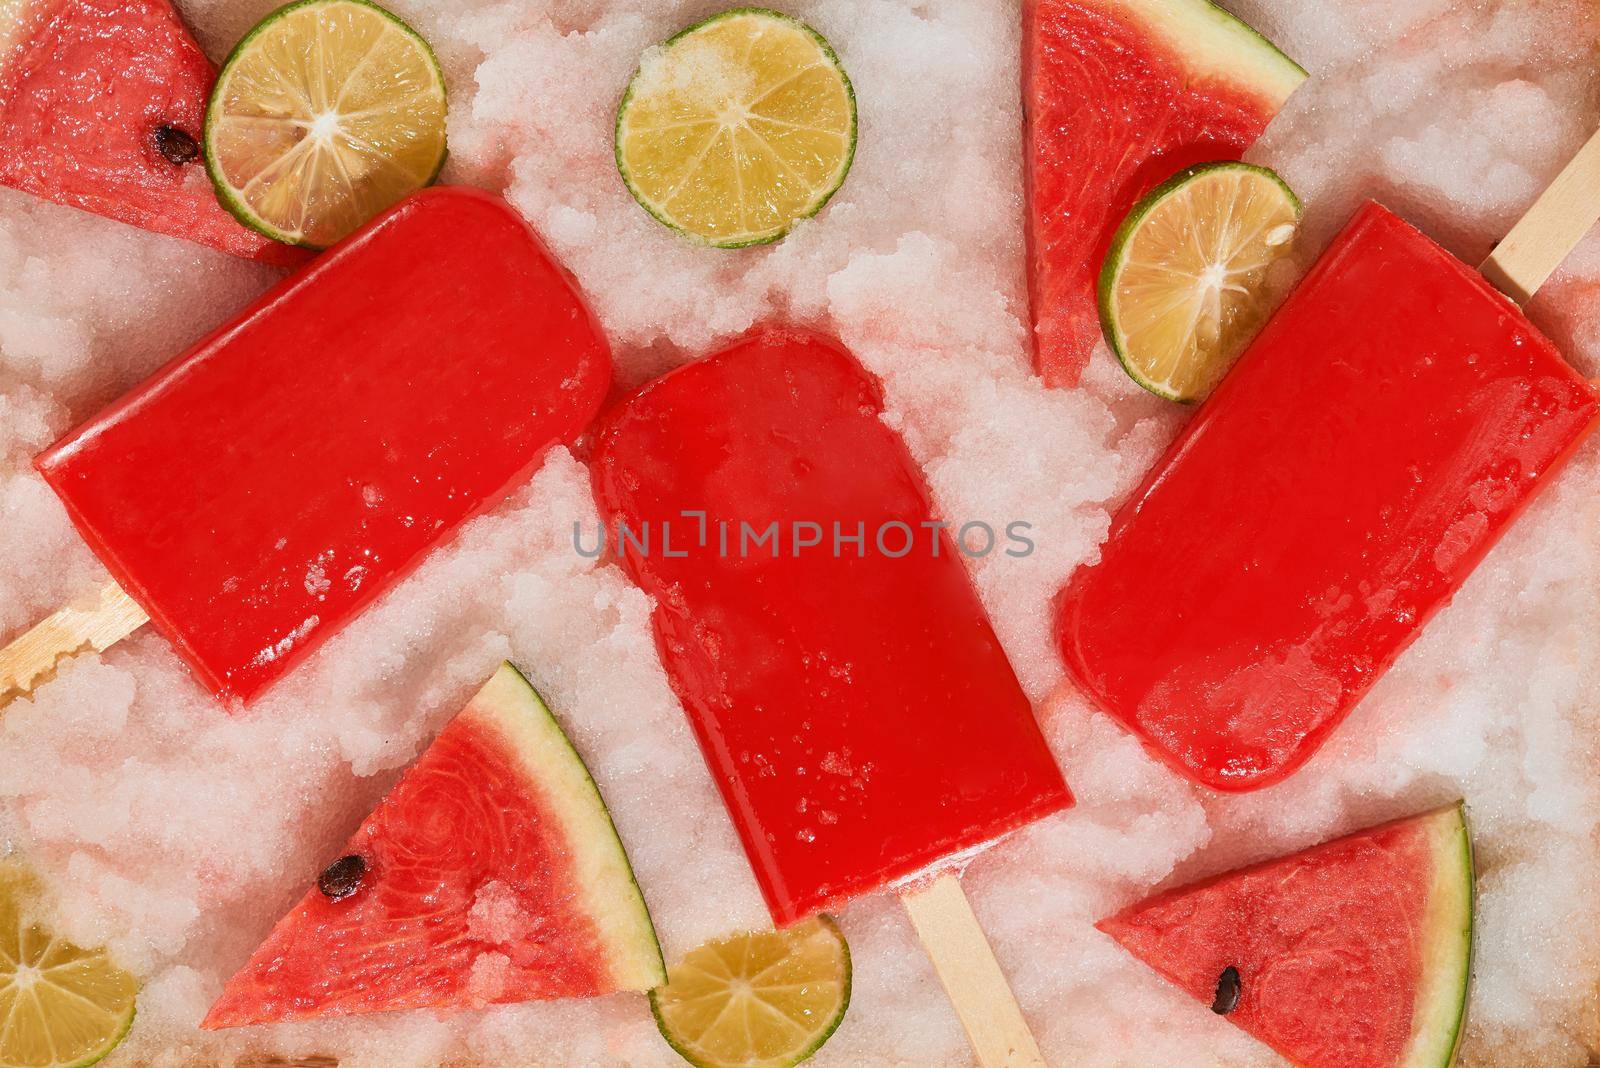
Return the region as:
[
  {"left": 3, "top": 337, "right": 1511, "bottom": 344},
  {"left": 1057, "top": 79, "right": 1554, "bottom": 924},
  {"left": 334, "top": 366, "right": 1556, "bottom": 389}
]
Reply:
[
  {"left": 1098, "top": 161, "right": 1301, "bottom": 402},
  {"left": 0, "top": 865, "right": 139, "bottom": 1068},
  {"left": 204, "top": 0, "right": 448, "bottom": 249},
  {"left": 649, "top": 916, "right": 851, "bottom": 1068},
  {"left": 615, "top": 8, "right": 856, "bottom": 248}
]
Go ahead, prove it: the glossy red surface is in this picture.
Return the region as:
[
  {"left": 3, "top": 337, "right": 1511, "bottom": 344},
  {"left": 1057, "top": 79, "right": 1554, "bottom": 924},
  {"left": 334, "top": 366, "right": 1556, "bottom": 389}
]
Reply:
[
  {"left": 0, "top": 0, "right": 306, "bottom": 265},
  {"left": 37, "top": 187, "right": 610, "bottom": 703},
  {"left": 590, "top": 330, "right": 1072, "bottom": 924},
  {"left": 1057, "top": 203, "right": 1600, "bottom": 791},
  {"left": 1024, "top": 0, "right": 1282, "bottom": 387}
]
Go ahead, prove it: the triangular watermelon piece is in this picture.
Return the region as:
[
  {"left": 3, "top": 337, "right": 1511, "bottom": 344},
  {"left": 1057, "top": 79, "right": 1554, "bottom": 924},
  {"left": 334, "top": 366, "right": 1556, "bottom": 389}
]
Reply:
[
  {"left": 203, "top": 663, "right": 664, "bottom": 1027},
  {"left": 1099, "top": 805, "right": 1474, "bottom": 1068},
  {"left": 1023, "top": 0, "right": 1305, "bottom": 387},
  {"left": 0, "top": 0, "right": 306, "bottom": 265}
]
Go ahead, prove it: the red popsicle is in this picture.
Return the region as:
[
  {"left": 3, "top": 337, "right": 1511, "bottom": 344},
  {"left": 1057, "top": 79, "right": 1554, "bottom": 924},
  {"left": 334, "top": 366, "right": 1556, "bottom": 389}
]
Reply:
[
  {"left": 591, "top": 328, "right": 1068, "bottom": 1064},
  {"left": 18, "top": 187, "right": 609, "bottom": 702},
  {"left": 1056, "top": 201, "right": 1600, "bottom": 791},
  {"left": 591, "top": 329, "right": 1071, "bottom": 923}
]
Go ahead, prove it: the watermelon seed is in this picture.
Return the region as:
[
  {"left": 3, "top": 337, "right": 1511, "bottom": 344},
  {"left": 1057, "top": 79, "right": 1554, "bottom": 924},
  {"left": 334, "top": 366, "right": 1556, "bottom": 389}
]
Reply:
[
  {"left": 318, "top": 855, "right": 366, "bottom": 900},
  {"left": 1212, "top": 966, "right": 1242, "bottom": 1015},
  {"left": 153, "top": 125, "right": 200, "bottom": 165}
]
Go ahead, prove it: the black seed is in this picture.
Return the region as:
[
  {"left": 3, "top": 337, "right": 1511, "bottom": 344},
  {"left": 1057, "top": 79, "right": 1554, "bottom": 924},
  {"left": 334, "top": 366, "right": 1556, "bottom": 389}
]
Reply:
[
  {"left": 317, "top": 855, "right": 366, "bottom": 900},
  {"left": 1212, "top": 966, "right": 1242, "bottom": 1015},
  {"left": 153, "top": 124, "right": 200, "bottom": 165}
]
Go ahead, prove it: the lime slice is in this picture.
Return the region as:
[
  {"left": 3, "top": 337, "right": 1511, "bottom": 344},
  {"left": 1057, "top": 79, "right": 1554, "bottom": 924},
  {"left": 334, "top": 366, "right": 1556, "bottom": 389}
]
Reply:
[
  {"left": 615, "top": 8, "right": 857, "bottom": 248},
  {"left": 1098, "top": 161, "right": 1301, "bottom": 402},
  {"left": 649, "top": 916, "right": 851, "bottom": 1068},
  {"left": 204, "top": 0, "right": 448, "bottom": 249},
  {"left": 0, "top": 866, "right": 138, "bottom": 1068}
]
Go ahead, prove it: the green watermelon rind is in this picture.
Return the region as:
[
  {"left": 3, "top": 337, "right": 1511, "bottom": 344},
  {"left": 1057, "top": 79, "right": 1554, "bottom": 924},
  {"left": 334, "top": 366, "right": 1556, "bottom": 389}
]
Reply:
[
  {"left": 1102, "top": 803, "right": 1475, "bottom": 1068},
  {"left": 1399, "top": 802, "right": 1474, "bottom": 1068},
  {"left": 614, "top": 6, "right": 858, "bottom": 250},
  {"left": 471, "top": 662, "right": 666, "bottom": 992},
  {"left": 1102, "top": 0, "right": 1307, "bottom": 109},
  {"left": 202, "top": 0, "right": 449, "bottom": 250}
]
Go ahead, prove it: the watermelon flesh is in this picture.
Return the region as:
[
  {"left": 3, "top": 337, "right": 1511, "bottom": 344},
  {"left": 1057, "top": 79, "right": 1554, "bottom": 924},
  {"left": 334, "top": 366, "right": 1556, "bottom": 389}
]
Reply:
[
  {"left": 1099, "top": 805, "right": 1474, "bottom": 1068},
  {"left": 203, "top": 663, "right": 664, "bottom": 1027},
  {"left": 1023, "top": 0, "right": 1304, "bottom": 386},
  {"left": 0, "top": 0, "right": 305, "bottom": 265}
]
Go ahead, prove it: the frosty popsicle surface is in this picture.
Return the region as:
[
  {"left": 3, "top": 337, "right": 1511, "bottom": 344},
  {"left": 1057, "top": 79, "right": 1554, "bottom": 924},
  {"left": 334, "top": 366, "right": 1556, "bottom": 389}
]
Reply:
[
  {"left": 35, "top": 186, "right": 611, "bottom": 702},
  {"left": 590, "top": 330, "right": 1072, "bottom": 924},
  {"left": 1056, "top": 202, "right": 1600, "bottom": 791}
]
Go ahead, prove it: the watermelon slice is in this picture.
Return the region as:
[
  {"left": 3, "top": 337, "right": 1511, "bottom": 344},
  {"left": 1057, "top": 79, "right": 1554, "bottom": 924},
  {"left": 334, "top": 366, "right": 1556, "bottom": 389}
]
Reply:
[
  {"left": 203, "top": 663, "right": 664, "bottom": 1027},
  {"left": 1023, "top": 0, "right": 1305, "bottom": 387},
  {"left": 1099, "top": 805, "right": 1474, "bottom": 1068},
  {"left": 0, "top": 0, "right": 305, "bottom": 265}
]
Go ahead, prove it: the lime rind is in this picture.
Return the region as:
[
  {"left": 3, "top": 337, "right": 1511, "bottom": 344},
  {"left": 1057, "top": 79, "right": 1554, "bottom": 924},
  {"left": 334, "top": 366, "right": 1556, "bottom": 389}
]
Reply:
[
  {"left": 649, "top": 915, "right": 852, "bottom": 1068},
  {"left": 1097, "top": 160, "right": 1301, "bottom": 402},
  {"left": 203, "top": 0, "right": 448, "bottom": 249},
  {"left": 67, "top": 1003, "right": 136, "bottom": 1068},
  {"left": 615, "top": 7, "right": 857, "bottom": 249}
]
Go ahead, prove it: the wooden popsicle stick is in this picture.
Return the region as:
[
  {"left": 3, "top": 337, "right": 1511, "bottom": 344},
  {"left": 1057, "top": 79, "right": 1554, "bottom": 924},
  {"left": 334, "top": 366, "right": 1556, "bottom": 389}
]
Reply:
[
  {"left": 902, "top": 873, "right": 1048, "bottom": 1068},
  {"left": 0, "top": 581, "right": 147, "bottom": 704},
  {"left": 1480, "top": 126, "right": 1600, "bottom": 303}
]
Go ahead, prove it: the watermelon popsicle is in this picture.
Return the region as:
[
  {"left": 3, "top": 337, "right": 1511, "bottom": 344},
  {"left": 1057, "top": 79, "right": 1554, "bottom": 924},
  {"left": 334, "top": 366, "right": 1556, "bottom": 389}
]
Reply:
[
  {"left": 591, "top": 329, "right": 1070, "bottom": 1065},
  {"left": 1057, "top": 149, "right": 1600, "bottom": 790},
  {"left": 1, "top": 186, "right": 610, "bottom": 703}
]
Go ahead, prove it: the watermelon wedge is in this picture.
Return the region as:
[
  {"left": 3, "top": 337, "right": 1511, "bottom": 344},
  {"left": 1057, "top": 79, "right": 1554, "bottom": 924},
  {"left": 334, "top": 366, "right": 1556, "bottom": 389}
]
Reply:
[
  {"left": 1099, "top": 805, "right": 1474, "bottom": 1068},
  {"left": 203, "top": 663, "right": 664, "bottom": 1028},
  {"left": 0, "top": 0, "right": 306, "bottom": 265},
  {"left": 1023, "top": 0, "right": 1305, "bottom": 387}
]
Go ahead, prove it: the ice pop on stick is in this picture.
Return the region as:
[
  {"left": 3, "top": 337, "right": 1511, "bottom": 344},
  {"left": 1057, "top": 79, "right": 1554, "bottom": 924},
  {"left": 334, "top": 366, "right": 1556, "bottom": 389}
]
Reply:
[
  {"left": 591, "top": 329, "right": 1071, "bottom": 1066},
  {"left": 2, "top": 187, "right": 610, "bottom": 704},
  {"left": 1056, "top": 136, "right": 1600, "bottom": 792}
]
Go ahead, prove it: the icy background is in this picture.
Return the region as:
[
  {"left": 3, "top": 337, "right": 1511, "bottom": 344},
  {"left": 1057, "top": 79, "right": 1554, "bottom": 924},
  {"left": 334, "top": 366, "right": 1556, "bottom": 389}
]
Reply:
[{"left": 2, "top": 0, "right": 1599, "bottom": 1065}]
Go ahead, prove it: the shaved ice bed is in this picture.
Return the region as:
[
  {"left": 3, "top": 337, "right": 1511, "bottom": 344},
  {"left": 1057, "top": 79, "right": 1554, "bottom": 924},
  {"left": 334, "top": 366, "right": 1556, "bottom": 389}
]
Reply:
[{"left": 1, "top": 0, "right": 1599, "bottom": 1066}]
